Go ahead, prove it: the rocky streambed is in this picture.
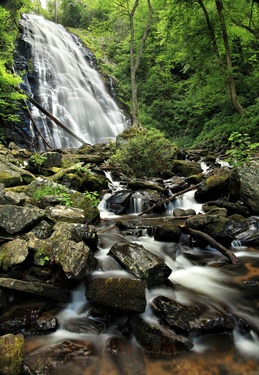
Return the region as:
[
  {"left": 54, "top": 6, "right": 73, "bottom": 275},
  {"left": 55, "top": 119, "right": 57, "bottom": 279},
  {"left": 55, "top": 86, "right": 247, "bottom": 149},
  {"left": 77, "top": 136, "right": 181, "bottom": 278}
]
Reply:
[{"left": 0, "top": 142, "right": 259, "bottom": 375}]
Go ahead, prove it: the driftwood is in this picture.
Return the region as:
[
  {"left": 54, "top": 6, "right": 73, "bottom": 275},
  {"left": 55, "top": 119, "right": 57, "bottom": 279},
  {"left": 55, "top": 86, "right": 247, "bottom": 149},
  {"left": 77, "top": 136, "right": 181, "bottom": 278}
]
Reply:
[
  {"left": 138, "top": 182, "right": 202, "bottom": 216},
  {"left": 16, "top": 86, "right": 88, "bottom": 146},
  {"left": 185, "top": 227, "right": 239, "bottom": 265}
]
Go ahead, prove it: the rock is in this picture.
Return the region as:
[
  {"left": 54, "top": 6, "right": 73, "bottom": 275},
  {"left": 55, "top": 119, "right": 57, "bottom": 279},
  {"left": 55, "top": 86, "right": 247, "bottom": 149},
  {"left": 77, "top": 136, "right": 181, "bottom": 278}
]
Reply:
[
  {"left": 41, "top": 151, "right": 62, "bottom": 167},
  {"left": 28, "top": 233, "right": 97, "bottom": 279},
  {"left": 108, "top": 241, "right": 171, "bottom": 287},
  {"left": 202, "top": 199, "right": 250, "bottom": 217},
  {"left": 186, "top": 213, "right": 231, "bottom": 245},
  {"left": 85, "top": 277, "right": 146, "bottom": 313},
  {"left": 132, "top": 316, "right": 193, "bottom": 357},
  {"left": 0, "top": 277, "right": 71, "bottom": 302},
  {"left": 0, "top": 190, "right": 27, "bottom": 206},
  {"left": 229, "top": 165, "right": 259, "bottom": 214},
  {"left": 189, "top": 310, "right": 235, "bottom": 335},
  {"left": 31, "top": 220, "right": 53, "bottom": 239},
  {"left": 0, "top": 333, "right": 24, "bottom": 375},
  {"left": 173, "top": 208, "right": 196, "bottom": 217},
  {"left": 106, "top": 190, "right": 132, "bottom": 214},
  {"left": 62, "top": 317, "right": 104, "bottom": 334},
  {"left": 45, "top": 205, "right": 85, "bottom": 223},
  {"left": 0, "top": 160, "right": 23, "bottom": 186},
  {"left": 170, "top": 160, "right": 203, "bottom": 177},
  {"left": 0, "top": 239, "right": 29, "bottom": 272},
  {"left": 0, "top": 205, "right": 46, "bottom": 234},
  {"left": 151, "top": 296, "right": 204, "bottom": 333},
  {"left": 194, "top": 168, "right": 231, "bottom": 202},
  {"left": 153, "top": 223, "right": 182, "bottom": 243},
  {"left": 235, "top": 229, "right": 259, "bottom": 246},
  {"left": 127, "top": 179, "right": 167, "bottom": 194},
  {"left": 0, "top": 301, "right": 57, "bottom": 336}
]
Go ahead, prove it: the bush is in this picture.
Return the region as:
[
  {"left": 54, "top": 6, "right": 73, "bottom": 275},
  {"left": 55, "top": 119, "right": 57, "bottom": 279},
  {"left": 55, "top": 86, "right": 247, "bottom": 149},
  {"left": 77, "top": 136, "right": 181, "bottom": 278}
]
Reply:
[{"left": 108, "top": 128, "right": 178, "bottom": 177}]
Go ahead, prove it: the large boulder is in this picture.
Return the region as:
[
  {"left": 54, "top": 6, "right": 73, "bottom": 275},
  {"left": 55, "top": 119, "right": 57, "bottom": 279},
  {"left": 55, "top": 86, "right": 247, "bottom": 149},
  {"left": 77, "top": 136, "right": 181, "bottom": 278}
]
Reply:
[
  {"left": 108, "top": 241, "right": 171, "bottom": 287},
  {"left": 170, "top": 160, "right": 203, "bottom": 177},
  {"left": 229, "top": 165, "right": 259, "bottom": 214},
  {"left": 194, "top": 168, "right": 231, "bottom": 203},
  {"left": 0, "top": 239, "right": 29, "bottom": 272}
]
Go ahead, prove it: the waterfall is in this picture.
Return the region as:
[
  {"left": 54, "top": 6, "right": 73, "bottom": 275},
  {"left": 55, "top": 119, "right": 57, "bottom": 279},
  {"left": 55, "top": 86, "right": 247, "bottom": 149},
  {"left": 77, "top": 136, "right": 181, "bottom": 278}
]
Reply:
[{"left": 19, "top": 14, "right": 129, "bottom": 150}]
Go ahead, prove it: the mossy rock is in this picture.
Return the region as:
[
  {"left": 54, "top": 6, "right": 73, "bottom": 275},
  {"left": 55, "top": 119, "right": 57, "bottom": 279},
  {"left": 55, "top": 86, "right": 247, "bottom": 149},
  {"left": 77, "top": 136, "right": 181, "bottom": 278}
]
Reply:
[
  {"left": 70, "top": 191, "right": 99, "bottom": 223},
  {"left": 0, "top": 333, "right": 24, "bottom": 375}
]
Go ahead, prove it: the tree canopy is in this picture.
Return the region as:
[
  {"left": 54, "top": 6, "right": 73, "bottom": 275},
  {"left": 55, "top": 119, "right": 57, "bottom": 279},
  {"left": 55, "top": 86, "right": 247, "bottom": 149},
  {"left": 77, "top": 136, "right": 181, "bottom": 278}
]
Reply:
[{"left": 1, "top": 0, "right": 259, "bottom": 148}]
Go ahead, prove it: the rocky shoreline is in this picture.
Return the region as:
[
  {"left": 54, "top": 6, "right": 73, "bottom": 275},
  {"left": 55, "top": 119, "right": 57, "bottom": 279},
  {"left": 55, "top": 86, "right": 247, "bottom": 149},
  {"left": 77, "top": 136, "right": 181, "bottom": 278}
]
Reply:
[{"left": 0, "top": 141, "right": 258, "bottom": 374}]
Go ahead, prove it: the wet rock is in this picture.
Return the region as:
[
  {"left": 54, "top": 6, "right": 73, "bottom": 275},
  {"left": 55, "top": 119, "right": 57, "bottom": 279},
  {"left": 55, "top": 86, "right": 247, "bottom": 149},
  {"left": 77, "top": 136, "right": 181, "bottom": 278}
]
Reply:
[
  {"left": 194, "top": 167, "right": 231, "bottom": 203},
  {"left": 106, "top": 190, "right": 132, "bottom": 214},
  {"left": 226, "top": 214, "right": 250, "bottom": 237},
  {"left": 151, "top": 296, "right": 204, "bottom": 333},
  {"left": 229, "top": 165, "right": 259, "bottom": 214},
  {"left": 0, "top": 238, "right": 29, "bottom": 271},
  {"left": 108, "top": 241, "right": 171, "bottom": 287},
  {"left": 0, "top": 333, "right": 24, "bottom": 375},
  {"left": 0, "top": 301, "right": 57, "bottom": 335},
  {"left": 132, "top": 316, "right": 193, "bottom": 357},
  {"left": 235, "top": 229, "right": 259, "bottom": 246},
  {"left": 85, "top": 277, "right": 146, "bottom": 313},
  {"left": 189, "top": 310, "right": 235, "bottom": 335},
  {"left": 107, "top": 337, "right": 146, "bottom": 375},
  {"left": 153, "top": 223, "right": 181, "bottom": 243},
  {"left": 173, "top": 208, "right": 196, "bottom": 217},
  {"left": 0, "top": 204, "right": 46, "bottom": 234},
  {"left": 170, "top": 160, "right": 202, "bottom": 177},
  {"left": 186, "top": 213, "right": 231, "bottom": 245},
  {"left": 72, "top": 224, "right": 98, "bottom": 251},
  {"left": 62, "top": 317, "right": 104, "bottom": 334},
  {"left": 202, "top": 199, "right": 250, "bottom": 217},
  {"left": 0, "top": 277, "right": 71, "bottom": 302}
]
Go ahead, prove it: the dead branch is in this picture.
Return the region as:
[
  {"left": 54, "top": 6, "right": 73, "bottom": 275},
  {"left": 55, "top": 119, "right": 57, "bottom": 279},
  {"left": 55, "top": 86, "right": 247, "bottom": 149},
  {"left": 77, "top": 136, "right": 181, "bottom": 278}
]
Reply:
[
  {"left": 138, "top": 182, "right": 202, "bottom": 216},
  {"left": 186, "top": 227, "right": 239, "bottom": 265}
]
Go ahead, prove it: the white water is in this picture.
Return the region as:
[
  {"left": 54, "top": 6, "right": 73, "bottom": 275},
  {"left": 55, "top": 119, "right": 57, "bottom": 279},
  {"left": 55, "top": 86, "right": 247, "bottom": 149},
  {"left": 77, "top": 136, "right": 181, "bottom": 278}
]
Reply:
[{"left": 20, "top": 14, "right": 129, "bottom": 149}]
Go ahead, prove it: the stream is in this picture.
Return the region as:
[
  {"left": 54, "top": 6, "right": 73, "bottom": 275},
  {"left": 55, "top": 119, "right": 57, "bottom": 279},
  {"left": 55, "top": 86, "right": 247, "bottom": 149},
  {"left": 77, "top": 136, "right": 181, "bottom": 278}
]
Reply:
[{"left": 24, "top": 173, "right": 259, "bottom": 375}]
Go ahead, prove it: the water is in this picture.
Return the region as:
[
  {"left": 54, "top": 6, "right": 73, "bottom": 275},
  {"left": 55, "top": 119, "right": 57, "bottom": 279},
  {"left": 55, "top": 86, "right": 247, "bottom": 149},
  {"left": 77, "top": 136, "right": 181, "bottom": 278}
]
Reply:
[{"left": 19, "top": 14, "right": 129, "bottom": 150}]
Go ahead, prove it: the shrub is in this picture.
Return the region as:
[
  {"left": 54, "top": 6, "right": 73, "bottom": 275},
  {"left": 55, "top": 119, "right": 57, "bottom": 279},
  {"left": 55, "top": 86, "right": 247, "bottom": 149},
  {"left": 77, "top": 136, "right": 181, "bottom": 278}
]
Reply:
[
  {"left": 226, "top": 132, "right": 259, "bottom": 166},
  {"left": 108, "top": 128, "right": 177, "bottom": 177}
]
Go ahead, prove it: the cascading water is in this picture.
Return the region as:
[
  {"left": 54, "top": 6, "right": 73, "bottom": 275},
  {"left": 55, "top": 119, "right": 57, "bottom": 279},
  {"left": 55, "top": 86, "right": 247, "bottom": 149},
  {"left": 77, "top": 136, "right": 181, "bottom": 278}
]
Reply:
[{"left": 19, "top": 14, "right": 129, "bottom": 150}]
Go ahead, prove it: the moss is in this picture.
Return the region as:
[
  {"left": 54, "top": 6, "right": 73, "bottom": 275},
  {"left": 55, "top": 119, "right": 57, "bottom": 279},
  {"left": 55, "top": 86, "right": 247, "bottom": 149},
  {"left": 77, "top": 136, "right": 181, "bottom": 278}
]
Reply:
[{"left": 0, "top": 334, "right": 24, "bottom": 375}]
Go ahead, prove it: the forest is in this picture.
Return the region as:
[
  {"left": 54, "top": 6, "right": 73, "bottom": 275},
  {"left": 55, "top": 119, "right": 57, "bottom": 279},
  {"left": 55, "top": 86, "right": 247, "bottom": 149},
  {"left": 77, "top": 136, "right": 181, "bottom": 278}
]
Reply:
[{"left": 1, "top": 0, "right": 259, "bottom": 149}]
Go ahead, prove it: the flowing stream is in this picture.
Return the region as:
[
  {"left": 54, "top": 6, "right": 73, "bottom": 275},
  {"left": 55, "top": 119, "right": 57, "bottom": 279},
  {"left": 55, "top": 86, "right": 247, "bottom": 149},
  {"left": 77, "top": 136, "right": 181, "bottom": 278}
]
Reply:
[
  {"left": 19, "top": 14, "right": 129, "bottom": 150},
  {"left": 24, "top": 174, "right": 259, "bottom": 375}
]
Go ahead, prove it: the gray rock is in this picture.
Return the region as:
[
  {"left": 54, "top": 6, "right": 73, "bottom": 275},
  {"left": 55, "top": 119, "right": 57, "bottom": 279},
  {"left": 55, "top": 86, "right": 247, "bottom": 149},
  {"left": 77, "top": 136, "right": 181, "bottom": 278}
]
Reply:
[
  {"left": 45, "top": 205, "right": 85, "bottom": 223},
  {"left": 0, "top": 205, "right": 46, "bottom": 234},
  {"left": 229, "top": 165, "right": 259, "bottom": 214},
  {"left": 0, "top": 239, "right": 29, "bottom": 271}
]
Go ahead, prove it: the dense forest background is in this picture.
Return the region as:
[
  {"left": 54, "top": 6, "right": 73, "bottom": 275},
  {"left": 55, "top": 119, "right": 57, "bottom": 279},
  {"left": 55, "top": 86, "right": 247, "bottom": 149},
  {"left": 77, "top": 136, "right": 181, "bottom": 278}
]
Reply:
[{"left": 1, "top": 0, "right": 259, "bottom": 148}]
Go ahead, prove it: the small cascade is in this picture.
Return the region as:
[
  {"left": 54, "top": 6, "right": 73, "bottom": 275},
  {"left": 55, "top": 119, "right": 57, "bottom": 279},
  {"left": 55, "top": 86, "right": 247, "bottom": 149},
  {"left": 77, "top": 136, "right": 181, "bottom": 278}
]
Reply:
[{"left": 19, "top": 14, "right": 129, "bottom": 150}]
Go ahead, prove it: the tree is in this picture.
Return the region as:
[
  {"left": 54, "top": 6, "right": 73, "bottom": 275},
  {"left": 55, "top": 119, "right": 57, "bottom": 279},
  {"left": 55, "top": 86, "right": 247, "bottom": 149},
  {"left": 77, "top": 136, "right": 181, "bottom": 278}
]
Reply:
[{"left": 114, "top": 0, "right": 153, "bottom": 127}]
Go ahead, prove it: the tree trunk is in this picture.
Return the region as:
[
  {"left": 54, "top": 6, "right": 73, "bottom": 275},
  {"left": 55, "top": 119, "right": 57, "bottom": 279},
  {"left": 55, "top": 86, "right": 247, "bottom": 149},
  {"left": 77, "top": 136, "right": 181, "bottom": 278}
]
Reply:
[
  {"left": 129, "top": 0, "right": 153, "bottom": 127},
  {"left": 196, "top": 0, "right": 245, "bottom": 116},
  {"left": 215, "top": 0, "right": 245, "bottom": 116}
]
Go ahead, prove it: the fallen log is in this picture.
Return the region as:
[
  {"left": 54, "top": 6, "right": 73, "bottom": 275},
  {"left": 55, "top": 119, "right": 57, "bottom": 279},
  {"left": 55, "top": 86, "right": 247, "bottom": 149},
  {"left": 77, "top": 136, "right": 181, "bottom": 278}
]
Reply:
[
  {"left": 138, "top": 183, "right": 202, "bottom": 216},
  {"left": 185, "top": 227, "right": 239, "bottom": 265},
  {"left": 16, "top": 86, "right": 88, "bottom": 146}
]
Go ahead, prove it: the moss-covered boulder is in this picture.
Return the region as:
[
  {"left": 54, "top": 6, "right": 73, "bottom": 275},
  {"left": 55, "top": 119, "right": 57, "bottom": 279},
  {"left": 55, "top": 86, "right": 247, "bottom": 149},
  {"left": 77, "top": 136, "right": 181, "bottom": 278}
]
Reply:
[
  {"left": 194, "top": 168, "right": 231, "bottom": 203},
  {"left": 170, "top": 160, "right": 203, "bottom": 178},
  {"left": 0, "top": 333, "right": 24, "bottom": 375}
]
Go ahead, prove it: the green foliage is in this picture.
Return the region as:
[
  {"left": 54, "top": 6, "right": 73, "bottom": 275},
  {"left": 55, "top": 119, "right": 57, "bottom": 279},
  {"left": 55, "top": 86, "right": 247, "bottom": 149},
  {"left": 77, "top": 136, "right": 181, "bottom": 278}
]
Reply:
[
  {"left": 108, "top": 128, "right": 177, "bottom": 177},
  {"left": 33, "top": 184, "right": 72, "bottom": 206},
  {"left": 29, "top": 153, "right": 47, "bottom": 167},
  {"left": 84, "top": 190, "right": 100, "bottom": 207},
  {"left": 226, "top": 131, "right": 259, "bottom": 166}
]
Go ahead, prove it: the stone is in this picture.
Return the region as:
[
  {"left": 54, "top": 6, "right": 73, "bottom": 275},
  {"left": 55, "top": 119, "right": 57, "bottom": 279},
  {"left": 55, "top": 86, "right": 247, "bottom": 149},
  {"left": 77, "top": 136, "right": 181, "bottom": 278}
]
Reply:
[
  {"left": 229, "top": 165, "right": 259, "bottom": 214},
  {"left": 153, "top": 223, "right": 182, "bottom": 242},
  {"left": 194, "top": 168, "right": 231, "bottom": 202},
  {"left": 108, "top": 241, "right": 171, "bottom": 287},
  {"left": 132, "top": 316, "right": 193, "bottom": 357},
  {"left": 0, "top": 239, "right": 29, "bottom": 271},
  {"left": 0, "top": 333, "right": 24, "bottom": 375},
  {"left": 45, "top": 205, "right": 85, "bottom": 223},
  {"left": 85, "top": 277, "right": 146, "bottom": 313}
]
